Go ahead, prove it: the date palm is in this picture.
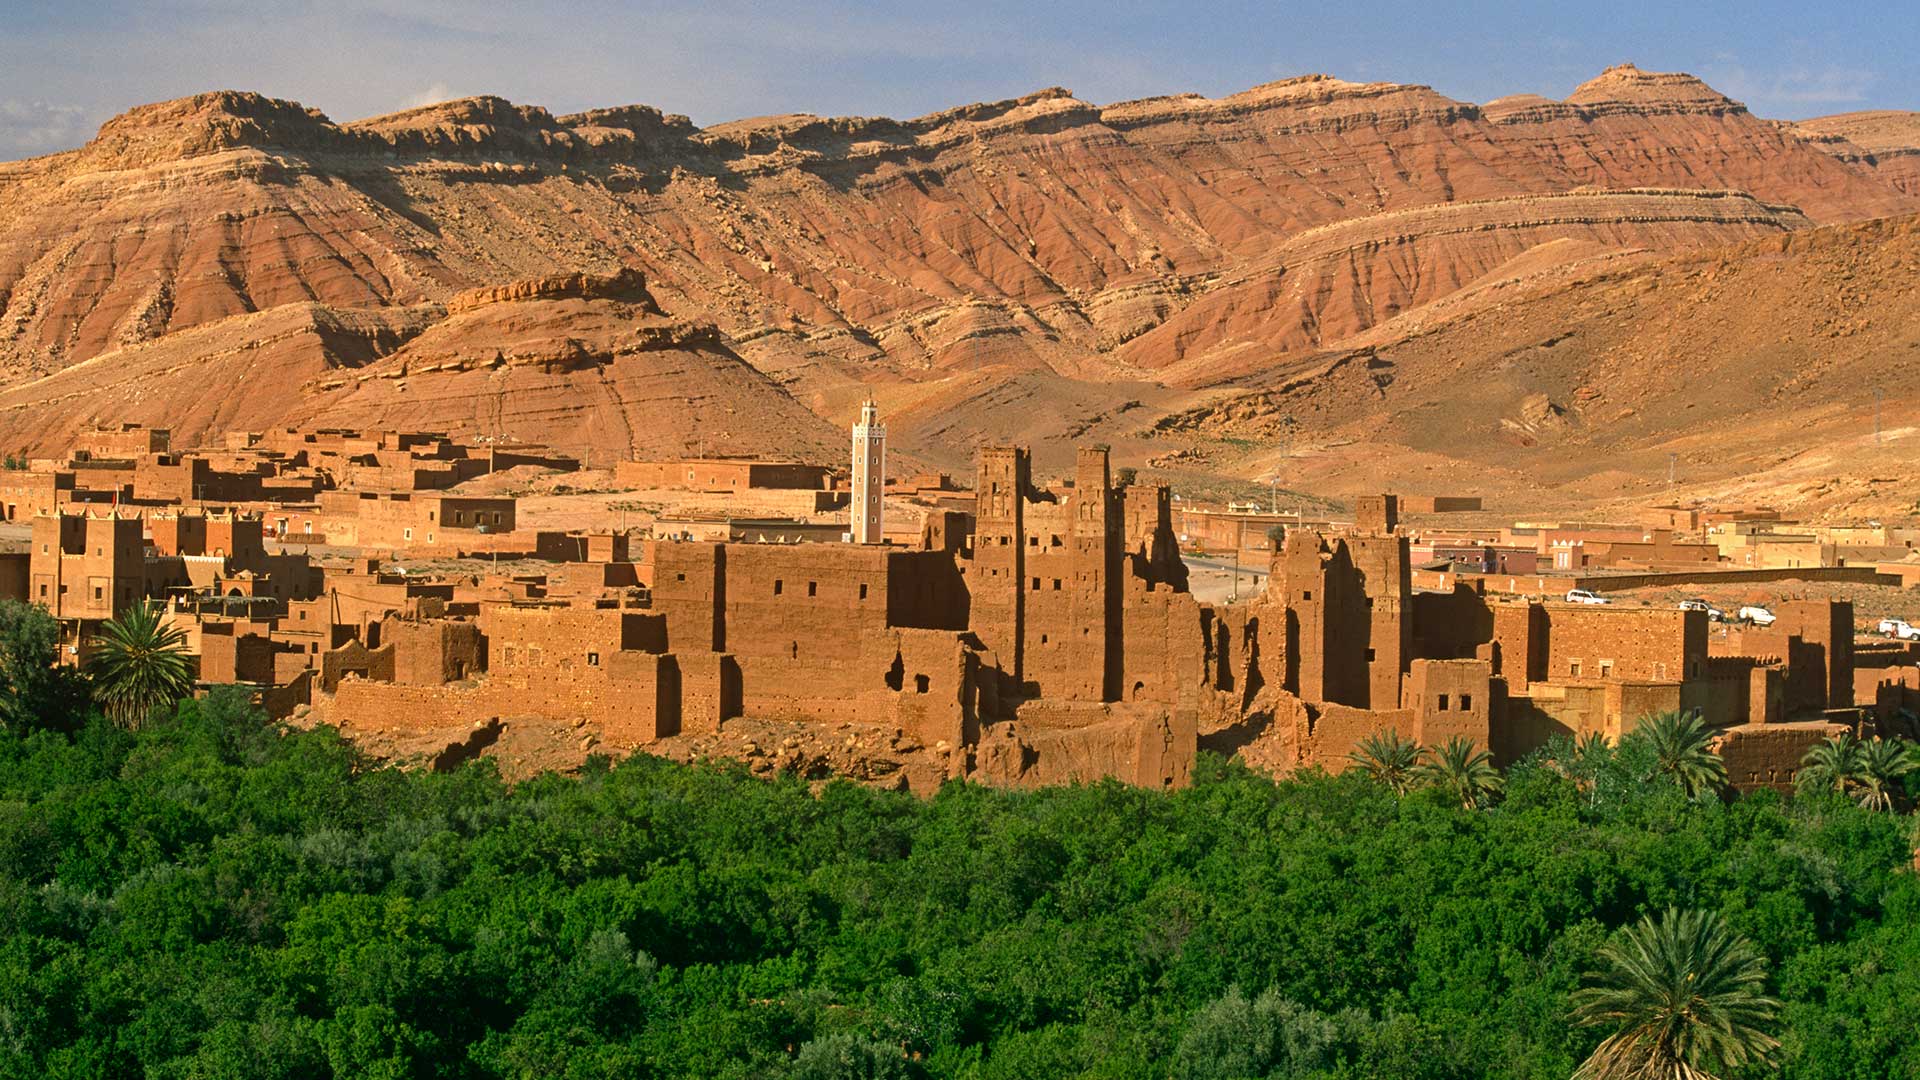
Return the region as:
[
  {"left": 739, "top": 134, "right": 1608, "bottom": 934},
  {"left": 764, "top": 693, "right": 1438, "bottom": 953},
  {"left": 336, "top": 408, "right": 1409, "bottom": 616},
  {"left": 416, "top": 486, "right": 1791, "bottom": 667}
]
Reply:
[
  {"left": 1634, "top": 709, "right": 1728, "bottom": 800},
  {"left": 85, "top": 601, "right": 195, "bottom": 729},
  {"left": 1795, "top": 732, "right": 1864, "bottom": 798},
  {"left": 1570, "top": 908, "right": 1780, "bottom": 1080},
  {"left": 1413, "top": 736, "right": 1503, "bottom": 810},
  {"left": 1852, "top": 737, "right": 1916, "bottom": 813},
  {"left": 1348, "top": 729, "right": 1423, "bottom": 795}
]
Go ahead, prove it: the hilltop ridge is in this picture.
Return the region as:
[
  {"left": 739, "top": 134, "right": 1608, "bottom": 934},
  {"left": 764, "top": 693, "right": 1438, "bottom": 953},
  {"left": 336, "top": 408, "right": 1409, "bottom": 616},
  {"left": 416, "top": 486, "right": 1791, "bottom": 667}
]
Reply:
[{"left": 0, "top": 64, "right": 1914, "bottom": 502}]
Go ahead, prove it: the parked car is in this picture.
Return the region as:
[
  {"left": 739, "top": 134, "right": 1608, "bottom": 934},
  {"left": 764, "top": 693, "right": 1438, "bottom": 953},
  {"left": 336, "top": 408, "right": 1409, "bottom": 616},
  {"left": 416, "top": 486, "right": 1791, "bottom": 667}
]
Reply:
[
  {"left": 1878, "top": 618, "right": 1920, "bottom": 640},
  {"left": 1678, "top": 598, "right": 1726, "bottom": 621},
  {"left": 1566, "top": 588, "right": 1611, "bottom": 605},
  {"left": 1737, "top": 606, "right": 1777, "bottom": 627}
]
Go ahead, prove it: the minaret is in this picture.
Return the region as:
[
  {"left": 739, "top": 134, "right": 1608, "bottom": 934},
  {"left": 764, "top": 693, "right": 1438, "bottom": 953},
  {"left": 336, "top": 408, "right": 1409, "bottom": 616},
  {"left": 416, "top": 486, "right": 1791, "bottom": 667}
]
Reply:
[{"left": 851, "top": 398, "right": 885, "bottom": 544}]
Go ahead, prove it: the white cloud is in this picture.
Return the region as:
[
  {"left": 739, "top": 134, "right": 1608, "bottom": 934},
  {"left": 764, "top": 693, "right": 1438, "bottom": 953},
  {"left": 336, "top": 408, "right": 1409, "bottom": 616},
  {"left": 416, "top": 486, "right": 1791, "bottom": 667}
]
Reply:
[
  {"left": 399, "top": 82, "right": 460, "bottom": 111},
  {"left": 1704, "top": 63, "right": 1875, "bottom": 115},
  {"left": 0, "top": 99, "right": 98, "bottom": 158}
]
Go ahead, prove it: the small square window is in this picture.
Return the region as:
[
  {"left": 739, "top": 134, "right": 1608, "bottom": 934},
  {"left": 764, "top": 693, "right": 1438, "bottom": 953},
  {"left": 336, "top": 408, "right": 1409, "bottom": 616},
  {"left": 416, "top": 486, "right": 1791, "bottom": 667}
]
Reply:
[
  {"left": 1460, "top": 694, "right": 1473, "bottom": 710},
  {"left": 774, "top": 580, "right": 783, "bottom": 595},
  {"left": 858, "top": 584, "right": 868, "bottom": 600},
  {"left": 807, "top": 581, "right": 817, "bottom": 597},
  {"left": 588, "top": 652, "right": 600, "bottom": 667},
  {"left": 1437, "top": 694, "right": 1450, "bottom": 711}
]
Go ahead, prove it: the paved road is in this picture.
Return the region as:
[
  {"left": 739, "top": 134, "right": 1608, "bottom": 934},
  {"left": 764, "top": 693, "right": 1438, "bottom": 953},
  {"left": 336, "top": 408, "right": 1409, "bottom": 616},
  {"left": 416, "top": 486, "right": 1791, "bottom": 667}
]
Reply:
[{"left": 1185, "top": 554, "right": 1269, "bottom": 605}]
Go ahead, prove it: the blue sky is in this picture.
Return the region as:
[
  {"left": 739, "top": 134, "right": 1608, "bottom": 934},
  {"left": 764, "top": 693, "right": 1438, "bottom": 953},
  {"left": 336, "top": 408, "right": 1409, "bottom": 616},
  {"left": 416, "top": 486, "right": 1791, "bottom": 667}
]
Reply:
[{"left": 1, "top": 0, "right": 1914, "bottom": 159}]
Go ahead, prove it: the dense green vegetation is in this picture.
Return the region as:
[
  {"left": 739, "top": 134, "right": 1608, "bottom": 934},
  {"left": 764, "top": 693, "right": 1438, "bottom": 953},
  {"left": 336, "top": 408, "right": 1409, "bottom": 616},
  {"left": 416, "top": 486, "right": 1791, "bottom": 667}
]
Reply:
[
  {"left": 3, "top": 601, "right": 1919, "bottom": 1078},
  {"left": 3, "top": 686, "right": 1918, "bottom": 1080}
]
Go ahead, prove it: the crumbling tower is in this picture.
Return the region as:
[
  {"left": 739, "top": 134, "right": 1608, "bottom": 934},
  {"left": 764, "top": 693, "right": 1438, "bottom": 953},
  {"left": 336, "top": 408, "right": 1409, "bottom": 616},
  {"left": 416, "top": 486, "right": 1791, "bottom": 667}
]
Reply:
[
  {"left": 851, "top": 399, "right": 886, "bottom": 545},
  {"left": 973, "top": 447, "right": 1030, "bottom": 685},
  {"left": 1066, "top": 447, "right": 1120, "bottom": 700}
]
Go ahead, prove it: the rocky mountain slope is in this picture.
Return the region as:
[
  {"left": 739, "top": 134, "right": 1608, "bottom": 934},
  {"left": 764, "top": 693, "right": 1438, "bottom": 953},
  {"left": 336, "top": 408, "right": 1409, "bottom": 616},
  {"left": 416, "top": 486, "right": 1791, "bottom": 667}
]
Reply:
[
  {"left": 0, "top": 64, "right": 1913, "bottom": 493},
  {"left": 1156, "top": 214, "right": 1920, "bottom": 518},
  {"left": 1791, "top": 110, "right": 1920, "bottom": 196}
]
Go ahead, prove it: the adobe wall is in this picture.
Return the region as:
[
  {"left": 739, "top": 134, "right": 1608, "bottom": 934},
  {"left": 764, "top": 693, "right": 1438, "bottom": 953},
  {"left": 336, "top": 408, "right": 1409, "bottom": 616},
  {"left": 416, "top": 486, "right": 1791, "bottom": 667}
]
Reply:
[
  {"left": 480, "top": 604, "right": 667, "bottom": 670},
  {"left": 1272, "top": 531, "right": 1369, "bottom": 707},
  {"left": 976, "top": 701, "right": 1197, "bottom": 788},
  {"left": 333, "top": 679, "right": 499, "bottom": 734},
  {"left": 1717, "top": 722, "right": 1850, "bottom": 792},
  {"left": 0, "top": 472, "right": 72, "bottom": 521},
  {"left": 1407, "top": 659, "right": 1493, "bottom": 748},
  {"left": 30, "top": 514, "right": 145, "bottom": 620},
  {"left": 383, "top": 618, "right": 485, "bottom": 685},
  {"left": 970, "top": 446, "right": 1030, "bottom": 689},
  {"left": 651, "top": 542, "right": 726, "bottom": 652},
  {"left": 1400, "top": 496, "right": 1483, "bottom": 514},
  {"left": 1410, "top": 585, "right": 1495, "bottom": 662},
  {"left": 1537, "top": 605, "right": 1706, "bottom": 687},
  {"left": 1773, "top": 600, "right": 1854, "bottom": 709},
  {"left": 1354, "top": 494, "right": 1400, "bottom": 536},
  {"left": 1348, "top": 533, "right": 1412, "bottom": 709},
  {"left": 1298, "top": 702, "right": 1416, "bottom": 772},
  {"left": 1607, "top": 682, "right": 1685, "bottom": 738},
  {"left": 0, "top": 552, "right": 27, "bottom": 602}
]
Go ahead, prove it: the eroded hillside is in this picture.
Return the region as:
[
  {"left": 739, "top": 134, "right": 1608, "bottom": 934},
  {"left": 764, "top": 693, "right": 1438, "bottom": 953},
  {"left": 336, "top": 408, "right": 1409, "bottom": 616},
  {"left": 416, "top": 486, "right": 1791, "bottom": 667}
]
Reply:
[{"left": 0, "top": 64, "right": 1912, "bottom": 490}]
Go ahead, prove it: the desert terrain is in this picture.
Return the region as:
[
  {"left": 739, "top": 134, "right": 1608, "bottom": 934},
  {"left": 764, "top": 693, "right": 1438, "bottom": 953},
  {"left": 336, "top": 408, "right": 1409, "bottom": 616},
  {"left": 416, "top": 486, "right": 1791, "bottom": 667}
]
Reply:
[{"left": 0, "top": 64, "right": 1914, "bottom": 514}]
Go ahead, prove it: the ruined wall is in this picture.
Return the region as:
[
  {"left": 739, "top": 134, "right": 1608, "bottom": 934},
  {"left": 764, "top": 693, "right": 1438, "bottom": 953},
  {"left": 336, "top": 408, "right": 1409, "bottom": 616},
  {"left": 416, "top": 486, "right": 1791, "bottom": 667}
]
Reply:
[
  {"left": 1299, "top": 702, "right": 1416, "bottom": 772},
  {"left": 1410, "top": 585, "right": 1496, "bottom": 662},
  {"left": 1348, "top": 533, "right": 1412, "bottom": 708},
  {"left": 977, "top": 701, "right": 1197, "bottom": 788},
  {"left": 1272, "top": 532, "right": 1369, "bottom": 707},
  {"left": 1500, "top": 684, "right": 1601, "bottom": 760}
]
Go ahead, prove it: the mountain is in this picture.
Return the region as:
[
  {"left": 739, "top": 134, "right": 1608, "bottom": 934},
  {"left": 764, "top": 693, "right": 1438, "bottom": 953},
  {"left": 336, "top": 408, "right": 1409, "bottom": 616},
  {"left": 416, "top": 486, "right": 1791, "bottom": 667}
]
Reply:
[
  {"left": 1791, "top": 110, "right": 1920, "bottom": 196},
  {"left": 1156, "top": 213, "right": 1920, "bottom": 518},
  {"left": 0, "top": 64, "right": 1913, "bottom": 494}
]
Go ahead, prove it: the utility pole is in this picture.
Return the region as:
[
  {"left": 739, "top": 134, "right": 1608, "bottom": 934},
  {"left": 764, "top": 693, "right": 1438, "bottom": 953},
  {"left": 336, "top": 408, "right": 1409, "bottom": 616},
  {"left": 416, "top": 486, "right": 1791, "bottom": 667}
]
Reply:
[
  {"left": 1667, "top": 453, "right": 1677, "bottom": 494},
  {"left": 1230, "top": 515, "right": 1244, "bottom": 603},
  {"left": 1875, "top": 387, "right": 1884, "bottom": 443}
]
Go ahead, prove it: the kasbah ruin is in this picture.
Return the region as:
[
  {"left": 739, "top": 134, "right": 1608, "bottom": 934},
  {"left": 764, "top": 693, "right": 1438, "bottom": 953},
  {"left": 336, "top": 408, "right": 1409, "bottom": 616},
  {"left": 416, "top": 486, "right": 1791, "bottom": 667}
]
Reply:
[{"left": 11, "top": 409, "right": 1920, "bottom": 794}]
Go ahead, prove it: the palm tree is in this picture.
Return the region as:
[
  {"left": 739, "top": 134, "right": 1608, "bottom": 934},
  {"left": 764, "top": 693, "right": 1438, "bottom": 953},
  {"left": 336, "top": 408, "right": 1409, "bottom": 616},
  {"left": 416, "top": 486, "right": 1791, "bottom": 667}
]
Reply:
[
  {"left": 1633, "top": 710, "right": 1728, "bottom": 800},
  {"left": 1795, "top": 732, "right": 1864, "bottom": 798},
  {"left": 1570, "top": 908, "right": 1780, "bottom": 1080},
  {"left": 1413, "top": 736, "right": 1503, "bottom": 810},
  {"left": 85, "top": 601, "right": 194, "bottom": 729},
  {"left": 1348, "top": 729, "right": 1423, "bottom": 795},
  {"left": 1852, "top": 737, "right": 1916, "bottom": 813}
]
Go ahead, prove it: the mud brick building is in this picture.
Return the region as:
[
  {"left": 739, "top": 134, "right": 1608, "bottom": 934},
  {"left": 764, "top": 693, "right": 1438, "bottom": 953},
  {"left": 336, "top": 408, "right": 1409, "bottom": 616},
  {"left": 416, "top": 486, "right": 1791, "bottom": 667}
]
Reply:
[
  {"left": 616, "top": 457, "right": 833, "bottom": 493},
  {"left": 32, "top": 417, "right": 1857, "bottom": 794},
  {"left": 305, "top": 440, "right": 1872, "bottom": 792}
]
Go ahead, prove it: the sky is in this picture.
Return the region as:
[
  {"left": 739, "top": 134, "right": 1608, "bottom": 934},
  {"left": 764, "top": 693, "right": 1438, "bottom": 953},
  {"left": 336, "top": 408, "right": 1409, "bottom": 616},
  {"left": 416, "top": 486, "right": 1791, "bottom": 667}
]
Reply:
[{"left": 1, "top": 0, "right": 1915, "bottom": 160}]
